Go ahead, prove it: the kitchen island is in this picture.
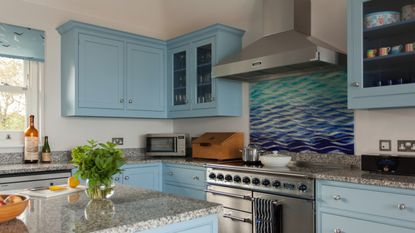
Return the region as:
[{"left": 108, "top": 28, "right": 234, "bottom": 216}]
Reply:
[{"left": 0, "top": 185, "right": 220, "bottom": 233}]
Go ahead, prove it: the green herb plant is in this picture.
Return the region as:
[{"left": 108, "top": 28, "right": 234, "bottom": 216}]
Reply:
[{"left": 71, "top": 140, "right": 125, "bottom": 199}]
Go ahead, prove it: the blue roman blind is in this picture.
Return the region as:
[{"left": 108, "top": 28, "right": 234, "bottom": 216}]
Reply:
[{"left": 0, "top": 23, "right": 45, "bottom": 61}]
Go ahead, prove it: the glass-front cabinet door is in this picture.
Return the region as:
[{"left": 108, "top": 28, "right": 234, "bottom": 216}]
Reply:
[
  {"left": 169, "top": 46, "right": 190, "bottom": 111},
  {"left": 348, "top": 0, "right": 415, "bottom": 109},
  {"left": 192, "top": 38, "right": 216, "bottom": 109}
]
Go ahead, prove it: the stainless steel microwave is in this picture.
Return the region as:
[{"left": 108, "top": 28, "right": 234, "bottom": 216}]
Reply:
[{"left": 145, "top": 134, "right": 187, "bottom": 157}]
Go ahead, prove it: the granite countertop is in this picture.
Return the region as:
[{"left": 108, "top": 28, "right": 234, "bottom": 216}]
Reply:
[
  {"left": 0, "top": 185, "right": 221, "bottom": 233},
  {"left": 0, "top": 163, "right": 74, "bottom": 175}
]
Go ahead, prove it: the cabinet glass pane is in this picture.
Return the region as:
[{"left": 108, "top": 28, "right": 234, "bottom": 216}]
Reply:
[
  {"left": 196, "top": 44, "right": 213, "bottom": 104},
  {"left": 173, "top": 51, "right": 187, "bottom": 106},
  {"left": 363, "top": 0, "right": 415, "bottom": 88}
]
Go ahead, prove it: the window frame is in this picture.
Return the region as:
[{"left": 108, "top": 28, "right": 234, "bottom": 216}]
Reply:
[{"left": 0, "top": 58, "right": 44, "bottom": 151}]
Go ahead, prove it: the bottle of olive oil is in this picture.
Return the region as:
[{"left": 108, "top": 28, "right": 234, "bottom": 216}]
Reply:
[
  {"left": 41, "top": 136, "right": 51, "bottom": 163},
  {"left": 24, "top": 115, "right": 39, "bottom": 163}
]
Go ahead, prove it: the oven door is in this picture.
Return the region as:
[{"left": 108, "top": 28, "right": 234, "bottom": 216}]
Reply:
[
  {"left": 253, "top": 192, "right": 315, "bottom": 233},
  {"left": 221, "top": 208, "right": 253, "bottom": 233},
  {"left": 146, "top": 136, "right": 177, "bottom": 155}
]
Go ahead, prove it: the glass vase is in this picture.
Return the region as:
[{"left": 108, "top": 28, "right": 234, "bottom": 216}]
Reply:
[{"left": 85, "top": 179, "right": 114, "bottom": 200}]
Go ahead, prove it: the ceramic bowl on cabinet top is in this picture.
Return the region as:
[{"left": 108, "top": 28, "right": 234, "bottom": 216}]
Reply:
[
  {"left": 259, "top": 154, "right": 292, "bottom": 167},
  {"left": 364, "top": 11, "right": 400, "bottom": 29}
]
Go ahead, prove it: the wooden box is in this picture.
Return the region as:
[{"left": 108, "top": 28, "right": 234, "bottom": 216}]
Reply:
[{"left": 192, "top": 132, "right": 244, "bottom": 160}]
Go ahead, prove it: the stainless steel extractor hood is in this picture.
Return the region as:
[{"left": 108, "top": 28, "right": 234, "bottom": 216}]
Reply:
[{"left": 212, "top": 0, "right": 346, "bottom": 81}]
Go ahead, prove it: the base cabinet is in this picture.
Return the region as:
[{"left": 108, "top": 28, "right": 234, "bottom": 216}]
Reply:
[
  {"left": 123, "top": 164, "right": 162, "bottom": 192},
  {"left": 316, "top": 180, "right": 415, "bottom": 233},
  {"left": 139, "top": 214, "right": 218, "bottom": 233},
  {"left": 163, "top": 164, "right": 206, "bottom": 200}
]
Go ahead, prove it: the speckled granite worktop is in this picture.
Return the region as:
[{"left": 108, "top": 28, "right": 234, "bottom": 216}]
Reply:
[
  {"left": 0, "top": 185, "right": 221, "bottom": 233},
  {"left": 0, "top": 163, "right": 74, "bottom": 175}
]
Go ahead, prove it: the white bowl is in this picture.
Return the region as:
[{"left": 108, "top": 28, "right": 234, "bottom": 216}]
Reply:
[{"left": 260, "top": 155, "right": 292, "bottom": 167}]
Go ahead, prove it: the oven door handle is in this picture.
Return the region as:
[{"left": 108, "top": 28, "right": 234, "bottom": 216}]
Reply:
[
  {"left": 223, "top": 213, "right": 252, "bottom": 223},
  {"left": 204, "top": 189, "right": 252, "bottom": 200}
]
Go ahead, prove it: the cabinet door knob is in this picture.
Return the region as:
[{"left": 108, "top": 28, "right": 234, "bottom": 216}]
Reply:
[
  {"left": 124, "top": 176, "right": 129, "bottom": 180},
  {"left": 398, "top": 203, "right": 406, "bottom": 210},
  {"left": 114, "top": 177, "right": 120, "bottom": 181},
  {"left": 120, "top": 98, "right": 124, "bottom": 103},
  {"left": 128, "top": 99, "right": 133, "bottom": 104},
  {"left": 350, "top": 82, "right": 360, "bottom": 87},
  {"left": 168, "top": 172, "right": 174, "bottom": 176},
  {"left": 193, "top": 176, "right": 199, "bottom": 180},
  {"left": 334, "top": 228, "right": 342, "bottom": 233},
  {"left": 333, "top": 195, "right": 342, "bottom": 201}
]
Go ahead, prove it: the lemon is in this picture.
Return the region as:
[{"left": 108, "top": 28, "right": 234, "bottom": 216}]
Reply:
[{"left": 49, "top": 185, "right": 67, "bottom": 191}]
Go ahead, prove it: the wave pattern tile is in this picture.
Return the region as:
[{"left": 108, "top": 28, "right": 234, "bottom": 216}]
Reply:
[{"left": 250, "top": 70, "right": 354, "bottom": 155}]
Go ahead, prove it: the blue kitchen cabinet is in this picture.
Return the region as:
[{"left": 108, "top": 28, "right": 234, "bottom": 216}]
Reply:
[
  {"left": 126, "top": 42, "right": 166, "bottom": 115},
  {"left": 316, "top": 180, "right": 415, "bottom": 233},
  {"left": 58, "top": 21, "right": 167, "bottom": 118},
  {"left": 348, "top": 0, "right": 415, "bottom": 109},
  {"left": 167, "top": 24, "right": 245, "bottom": 118},
  {"left": 163, "top": 163, "right": 206, "bottom": 200},
  {"left": 122, "top": 163, "right": 162, "bottom": 192},
  {"left": 139, "top": 214, "right": 218, "bottom": 233}
]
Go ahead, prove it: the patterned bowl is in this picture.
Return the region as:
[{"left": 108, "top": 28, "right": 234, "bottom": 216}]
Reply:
[
  {"left": 364, "top": 11, "right": 400, "bottom": 29},
  {"left": 402, "top": 4, "right": 415, "bottom": 21}
]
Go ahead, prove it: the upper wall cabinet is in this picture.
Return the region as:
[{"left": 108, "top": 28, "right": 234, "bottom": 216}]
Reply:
[
  {"left": 58, "top": 21, "right": 167, "bottom": 118},
  {"left": 167, "top": 24, "right": 245, "bottom": 118},
  {"left": 348, "top": 0, "right": 415, "bottom": 109}
]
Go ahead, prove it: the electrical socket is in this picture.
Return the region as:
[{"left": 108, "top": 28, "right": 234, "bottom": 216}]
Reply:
[
  {"left": 112, "top": 137, "right": 124, "bottom": 145},
  {"left": 397, "top": 140, "right": 415, "bottom": 152},
  {"left": 379, "top": 140, "right": 391, "bottom": 151}
]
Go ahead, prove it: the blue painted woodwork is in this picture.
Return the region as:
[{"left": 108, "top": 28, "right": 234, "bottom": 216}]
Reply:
[
  {"left": 348, "top": 0, "right": 415, "bottom": 109},
  {"left": 167, "top": 24, "right": 245, "bottom": 118},
  {"left": 250, "top": 70, "right": 354, "bottom": 155},
  {"left": 58, "top": 21, "right": 244, "bottom": 118},
  {"left": 139, "top": 214, "right": 218, "bottom": 233},
  {"left": 122, "top": 163, "right": 162, "bottom": 192},
  {"left": 316, "top": 180, "right": 415, "bottom": 233},
  {"left": 163, "top": 163, "right": 207, "bottom": 200},
  {"left": 58, "top": 21, "right": 167, "bottom": 118},
  {"left": 0, "top": 22, "right": 45, "bottom": 61}
]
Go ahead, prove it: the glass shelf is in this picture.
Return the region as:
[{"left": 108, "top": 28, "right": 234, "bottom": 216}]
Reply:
[{"left": 364, "top": 18, "right": 415, "bottom": 39}]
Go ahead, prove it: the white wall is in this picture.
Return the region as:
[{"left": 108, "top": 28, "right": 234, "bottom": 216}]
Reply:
[{"left": 0, "top": 0, "right": 263, "bottom": 151}]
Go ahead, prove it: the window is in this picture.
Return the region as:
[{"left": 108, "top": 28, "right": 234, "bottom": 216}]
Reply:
[{"left": 0, "top": 56, "right": 43, "bottom": 149}]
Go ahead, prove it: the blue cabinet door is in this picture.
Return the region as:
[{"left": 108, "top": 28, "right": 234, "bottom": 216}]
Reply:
[
  {"left": 78, "top": 34, "right": 125, "bottom": 110},
  {"left": 191, "top": 37, "right": 216, "bottom": 110},
  {"left": 168, "top": 45, "right": 191, "bottom": 112},
  {"left": 122, "top": 164, "right": 162, "bottom": 191},
  {"left": 164, "top": 183, "right": 206, "bottom": 200},
  {"left": 348, "top": 0, "right": 415, "bottom": 109},
  {"left": 126, "top": 43, "right": 165, "bottom": 113}
]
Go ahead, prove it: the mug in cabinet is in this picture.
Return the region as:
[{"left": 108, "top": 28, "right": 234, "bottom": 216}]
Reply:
[
  {"left": 367, "top": 49, "right": 377, "bottom": 58},
  {"left": 379, "top": 47, "right": 391, "bottom": 56},
  {"left": 390, "top": 45, "right": 403, "bottom": 55},
  {"left": 405, "top": 43, "right": 415, "bottom": 52}
]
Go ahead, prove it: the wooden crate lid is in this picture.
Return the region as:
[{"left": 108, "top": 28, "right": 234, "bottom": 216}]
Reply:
[{"left": 192, "top": 132, "right": 240, "bottom": 145}]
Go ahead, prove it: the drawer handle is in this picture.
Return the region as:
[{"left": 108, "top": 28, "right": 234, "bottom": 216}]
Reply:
[
  {"left": 334, "top": 228, "right": 342, "bottom": 233},
  {"left": 398, "top": 203, "right": 406, "bottom": 210},
  {"left": 124, "top": 176, "right": 129, "bottom": 180},
  {"left": 168, "top": 172, "right": 174, "bottom": 176},
  {"left": 223, "top": 213, "right": 252, "bottom": 223},
  {"left": 193, "top": 176, "right": 199, "bottom": 180},
  {"left": 333, "top": 195, "right": 342, "bottom": 201},
  {"left": 114, "top": 177, "right": 120, "bottom": 181}
]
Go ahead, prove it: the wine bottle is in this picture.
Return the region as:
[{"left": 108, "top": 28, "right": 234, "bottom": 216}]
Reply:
[
  {"left": 24, "top": 115, "right": 39, "bottom": 163},
  {"left": 41, "top": 136, "right": 51, "bottom": 163}
]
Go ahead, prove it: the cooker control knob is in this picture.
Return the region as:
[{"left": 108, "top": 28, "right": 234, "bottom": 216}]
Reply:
[
  {"left": 272, "top": 181, "right": 281, "bottom": 188},
  {"left": 225, "top": 175, "right": 233, "bottom": 182},
  {"left": 242, "top": 177, "right": 251, "bottom": 184},
  {"left": 252, "top": 178, "right": 260, "bottom": 185},
  {"left": 233, "top": 175, "right": 241, "bottom": 183},
  {"left": 262, "top": 179, "right": 270, "bottom": 186},
  {"left": 217, "top": 174, "right": 224, "bottom": 181},
  {"left": 298, "top": 184, "right": 308, "bottom": 192},
  {"left": 208, "top": 173, "right": 216, "bottom": 179}
]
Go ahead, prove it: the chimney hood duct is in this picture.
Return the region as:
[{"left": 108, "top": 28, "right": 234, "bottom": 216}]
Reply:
[{"left": 212, "top": 0, "right": 346, "bottom": 81}]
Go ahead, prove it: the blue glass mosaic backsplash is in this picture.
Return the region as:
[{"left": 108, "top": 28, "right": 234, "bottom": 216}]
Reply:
[{"left": 250, "top": 70, "right": 354, "bottom": 155}]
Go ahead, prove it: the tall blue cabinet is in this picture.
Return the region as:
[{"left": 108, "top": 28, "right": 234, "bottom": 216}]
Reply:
[
  {"left": 58, "top": 21, "right": 244, "bottom": 118},
  {"left": 348, "top": 0, "right": 415, "bottom": 109},
  {"left": 166, "top": 24, "right": 245, "bottom": 118}
]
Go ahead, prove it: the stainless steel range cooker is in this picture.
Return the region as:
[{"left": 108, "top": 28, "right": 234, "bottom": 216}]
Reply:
[{"left": 205, "top": 162, "right": 315, "bottom": 233}]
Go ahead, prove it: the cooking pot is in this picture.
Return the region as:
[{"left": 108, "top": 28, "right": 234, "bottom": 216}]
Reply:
[{"left": 240, "top": 144, "right": 264, "bottom": 162}]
